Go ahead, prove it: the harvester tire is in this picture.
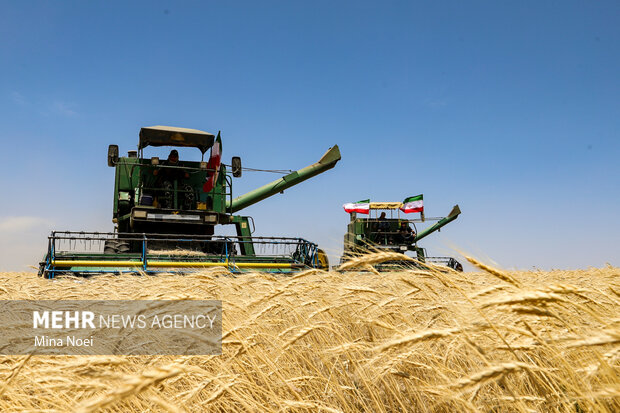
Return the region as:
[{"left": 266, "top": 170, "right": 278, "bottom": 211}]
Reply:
[
  {"left": 116, "top": 241, "right": 130, "bottom": 253},
  {"left": 104, "top": 240, "right": 120, "bottom": 254},
  {"left": 104, "top": 239, "right": 130, "bottom": 254}
]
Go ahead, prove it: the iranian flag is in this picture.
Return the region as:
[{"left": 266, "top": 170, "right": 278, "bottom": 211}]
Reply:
[
  {"left": 202, "top": 132, "right": 222, "bottom": 193},
  {"left": 400, "top": 194, "right": 424, "bottom": 213},
  {"left": 343, "top": 199, "right": 370, "bottom": 214}
]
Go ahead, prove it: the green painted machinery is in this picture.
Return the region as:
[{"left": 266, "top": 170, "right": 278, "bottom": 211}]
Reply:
[
  {"left": 340, "top": 202, "right": 463, "bottom": 271},
  {"left": 39, "top": 126, "right": 339, "bottom": 277}
]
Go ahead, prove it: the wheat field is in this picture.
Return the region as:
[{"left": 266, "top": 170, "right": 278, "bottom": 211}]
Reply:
[{"left": 0, "top": 258, "right": 618, "bottom": 412}]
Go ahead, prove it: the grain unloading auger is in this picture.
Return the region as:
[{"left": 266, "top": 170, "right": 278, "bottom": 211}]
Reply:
[{"left": 39, "top": 126, "right": 340, "bottom": 278}]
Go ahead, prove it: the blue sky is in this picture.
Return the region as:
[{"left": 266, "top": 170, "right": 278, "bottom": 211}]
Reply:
[{"left": 1, "top": 1, "right": 618, "bottom": 271}]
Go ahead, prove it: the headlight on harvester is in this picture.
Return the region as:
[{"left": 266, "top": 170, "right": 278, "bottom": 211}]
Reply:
[
  {"left": 204, "top": 215, "right": 217, "bottom": 223},
  {"left": 133, "top": 210, "right": 148, "bottom": 219},
  {"left": 151, "top": 157, "right": 159, "bottom": 165}
]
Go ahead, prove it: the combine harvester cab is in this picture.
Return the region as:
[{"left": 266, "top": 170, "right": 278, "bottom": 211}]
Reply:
[
  {"left": 340, "top": 199, "right": 463, "bottom": 272},
  {"left": 39, "top": 126, "right": 339, "bottom": 278}
]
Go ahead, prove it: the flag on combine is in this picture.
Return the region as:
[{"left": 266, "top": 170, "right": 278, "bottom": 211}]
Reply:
[
  {"left": 203, "top": 132, "right": 222, "bottom": 193},
  {"left": 400, "top": 194, "right": 424, "bottom": 213},
  {"left": 343, "top": 199, "right": 370, "bottom": 214}
]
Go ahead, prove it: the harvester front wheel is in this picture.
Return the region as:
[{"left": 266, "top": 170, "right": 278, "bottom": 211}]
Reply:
[
  {"left": 104, "top": 239, "right": 131, "bottom": 254},
  {"left": 104, "top": 239, "right": 120, "bottom": 254}
]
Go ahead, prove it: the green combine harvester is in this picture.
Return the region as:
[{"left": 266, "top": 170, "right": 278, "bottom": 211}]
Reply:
[
  {"left": 39, "top": 126, "right": 340, "bottom": 278},
  {"left": 340, "top": 199, "right": 463, "bottom": 271}
]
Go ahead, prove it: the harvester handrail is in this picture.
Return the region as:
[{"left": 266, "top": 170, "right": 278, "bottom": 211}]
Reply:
[
  {"left": 48, "top": 231, "right": 315, "bottom": 245},
  {"left": 225, "top": 174, "right": 233, "bottom": 214},
  {"left": 116, "top": 160, "right": 219, "bottom": 173},
  {"left": 362, "top": 216, "right": 446, "bottom": 222}
]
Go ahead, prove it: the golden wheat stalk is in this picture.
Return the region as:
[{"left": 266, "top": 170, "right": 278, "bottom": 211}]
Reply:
[
  {"left": 290, "top": 268, "right": 326, "bottom": 280},
  {"left": 337, "top": 251, "right": 413, "bottom": 270},
  {"left": 566, "top": 330, "right": 620, "bottom": 348},
  {"left": 0, "top": 354, "right": 32, "bottom": 397},
  {"left": 480, "top": 290, "right": 566, "bottom": 307},
  {"left": 200, "top": 379, "right": 236, "bottom": 406},
  {"left": 376, "top": 327, "right": 463, "bottom": 352},
  {"left": 147, "top": 394, "right": 184, "bottom": 413},
  {"left": 74, "top": 364, "right": 186, "bottom": 413},
  {"left": 344, "top": 286, "right": 380, "bottom": 294},
  {"left": 465, "top": 256, "right": 522, "bottom": 287},
  {"left": 283, "top": 325, "right": 327, "bottom": 350},
  {"left": 281, "top": 400, "right": 344, "bottom": 413},
  {"left": 450, "top": 362, "right": 535, "bottom": 391},
  {"left": 469, "top": 285, "right": 509, "bottom": 299},
  {"left": 509, "top": 305, "right": 556, "bottom": 318}
]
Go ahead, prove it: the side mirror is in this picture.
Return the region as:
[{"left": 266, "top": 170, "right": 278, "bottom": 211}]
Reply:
[
  {"left": 107, "top": 145, "right": 119, "bottom": 167},
  {"left": 231, "top": 156, "right": 242, "bottom": 177}
]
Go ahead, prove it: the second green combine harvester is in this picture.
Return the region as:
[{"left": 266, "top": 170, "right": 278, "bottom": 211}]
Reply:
[
  {"left": 340, "top": 198, "right": 463, "bottom": 271},
  {"left": 39, "top": 126, "right": 339, "bottom": 277}
]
